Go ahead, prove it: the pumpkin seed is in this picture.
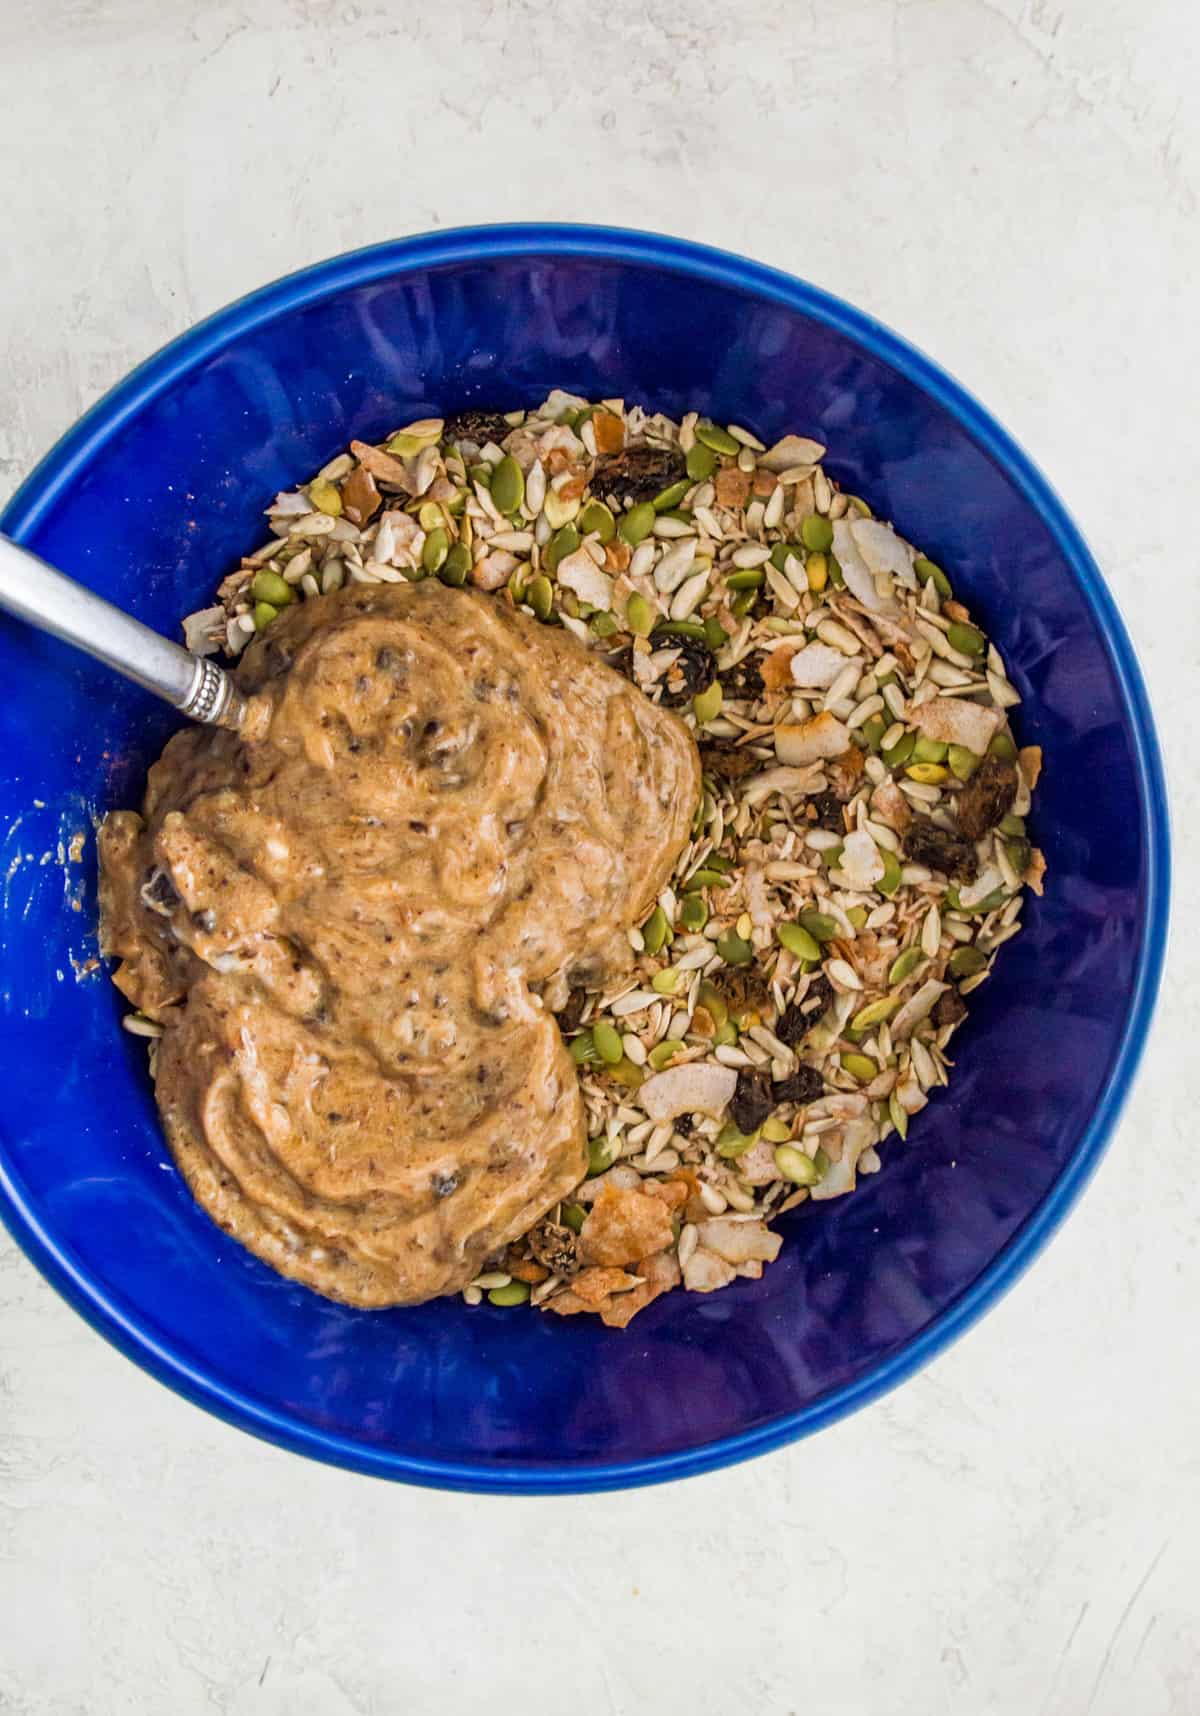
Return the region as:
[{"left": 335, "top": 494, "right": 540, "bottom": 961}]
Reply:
[
  {"left": 913, "top": 555, "right": 952, "bottom": 598},
  {"left": 704, "top": 616, "right": 729, "bottom": 650},
  {"left": 685, "top": 443, "right": 717, "bottom": 481},
  {"left": 490, "top": 456, "right": 524, "bottom": 515},
  {"left": 889, "top": 946, "right": 925, "bottom": 985},
  {"left": 846, "top": 906, "right": 869, "bottom": 929},
  {"left": 488, "top": 1281, "right": 530, "bottom": 1307},
  {"left": 251, "top": 570, "right": 293, "bottom": 607},
  {"left": 777, "top": 921, "right": 821, "bottom": 961},
  {"left": 693, "top": 682, "right": 723, "bottom": 724},
  {"left": 805, "top": 551, "right": 829, "bottom": 593},
  {"left": 568, "top": 1030, "right": 599, "bottom": 1064},
  {"left": 626, "top": 593, "right": 655, "bottom": 636},
  {"left": 591, "top": 611, "right": 618, "bottom": 638},
  {"left": 717, "top": 932, "right": 754, "bottom": 966},
  {"left": 654, "top": 620, "right": 707, "bottom": 642},
  {"left": 948, "top": 945, "right": 988, "bottom": 978},
  {"left": 642, "top": 905, "right": 672, "bottom": 956},
  {"left": 561, "top": 1202, "right": 586, "bottom": 1233},
  {"left": 840, "top": 1052, "right": 877, "bottom": 1083},
  {"left": 769, "top": 542, "right": 804, "bottom": 573},
  {"left": 774, "top": 1144, "right": 820, "bottom": 1186},
  {"left": 851, "top": 997, "right": 899, "bottom": 1032},
  {"left": 421, "top": 527, "right": 449, "bottom": 575},
  {"left": 543, "top": 488, "right": 579, "bottom": 529},
  {"left": 440, "top": 542, "right": 471, "bottom": 586},
  {"left": 877, "top": 847, "right": 903, "bottom": 897},
  {"left": 651, "top": 968, "right": 682, "bottom": 995},
  {"left": 827, "top": 552, "right": 846, "bottom": 589},
  {"left": 618, "top": 502, "right": 657, "bottom": 545},
  {"left": 579, "top": 499, "right": 616, "bottom": 543},
  {"left": 695, "top": 420, "right": 739, "bottom": 455},
  {"left": 989, "top": 732, "right": 1017, "bottom": 760},
  {"left": 948, "top": 744, "right": 980, "bottom": 780},
  {"left": 546, "top": 524, "right": 580, "bottom": 572},
  {"left": 648, "top": 1038, "right": 686, "bottom": 1070},
  {"left": 253, "top": 600, "right": 278, "bottom": 630},
  {"left": 725, "top": 568, "right": 765, "bottom": 591},
  {"left": 653, "top": 480, "right": 689, "bottom": 511},
  {"left": 761, "top": 1117, "right": 792, "bottom": 1143},
  {"left": 906, "top": 762, "right": 949, "bottom": 784},
  {"left": 678, "top": 893, "right": 708, "bottom": 932},
  {"left": 800, "top": 513, "right": 833, "bottom": 552},
  {"left": 527, "top": 575, "right": 554, "bottom": 621},
  {"left": 308, "top": 477, "right": 343, "bottom": 516},
  {"left": 418, "top": 501, "right": 443, "bottom": 531},
  {"left": 888, "top": 1091, "right": 909, "bottom": 1140},
  {"left": 946, "top": 622, "right": 985, "bottom": 656},
  {"left": 717, "top": 1123, "right": 759, "bottom": 1158},
  {"left": 999, "top": 813, "right": 1026, "bottom": 837},
  {"left": 593, "top": 1020, "right": 624, "bottom": 1064},
  {"left": 912, "top": 736, "right": 948, "bottom": 763}
]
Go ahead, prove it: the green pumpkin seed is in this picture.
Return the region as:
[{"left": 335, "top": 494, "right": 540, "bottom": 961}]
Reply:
[
  {"left": 797, "top": 912, "right": 838, "bottom": 942},
  {"left": 999, "top": 813, "right": 1026, "bottom": 837},
  {"left": 546, "top": 524, "right": 580, "bottom": 572},
  {"left": 761, "top": 1117, "right": 791, "bottom": 1144},
  {"left": 469, "top": 463, "right": 492, "bottom": 489},
  {"left": 678, "top": 893, "right": 708, "bottom": 932},
  {"left": 882, "top": 731, "right": 916, "bottom": 769},
  {"left": 1006, "top": 837, "right": 1032, "bottom": 875},
  {"left": 860, "top": 716, "right": 887, "bottom": 752},
  {"left": 490, "top": 456, "right": 524, "bottom": 515},
  {"left": 846, "top": 906, "right": 869, "bottom": 930},
  {"left": 694, "top": 420, "right": 739, "bottom": 455},
  {"left": 805, "top": 552, "right": 829, "bottom": 594},
  {"left": 568, "top": 1030, "right": 599, "bottom": 1065},
  {"left": 561, "top": 1202, "right": 586, "bottom": 1233},
  {"left": 543, "top": 488, "right": 579, "bottom": 529},
  {"left": 626, "top": 592, "right": 655, "bottom": 636},
  {"left": 648, "top": 1038, "right": 686, "bottom": 1070},
  {"left": 946, "top": 622, "right": 985, "bottom": 657},
  {"left": 308, "top": 476, "right": 343, "bottom": 516},
  {"left": 590, "top": 611, "right": 618, "bottom": 639},
  {"left": 653, "top": 479, "right": 689, "bottom": 511},
  {"left": 418, "top": 500, "right": 444, "bottom": 531},
  {"left": 777, "top": 921, "right": 821, "bottom": 961},
  {"left": 888, "top": 1091, "right": 909, "bottom": 1140},
  {"left": 717, "top": 933, "right": 754, "bottom": 967},
  {"left": 912, "top": 735, "right": 948, "bottom": 764},
  {"left": 725, "top": 568, "right": 765, "bottom": 591},
  {"left": 768, "top": 542, "right": 802, "bottom": 573},
  {"left": 948, "top": 744, "right": 980, "bottom": 781},
  {"left": 693, "top": 682, "right": 723, "bottom": 724},
  {"left": 841, "top": 1052, "right": 878, "bottom": 1083},
  {"left": 827, "top": 552, "right": 846, "bottom": 589},
  {"left": 889, "top": 946, "right": 924, "bottom": 986},
  {"left": 948, "top": 945, "right": 988, "bottom": 978},
  {"left": 488, "top": 1281, "right": 530, "bottom": 1307},
  {"left": 685, "top": 443, "right": 717, "bottom": 481},
  {"left": 642, "top": 905, "right": 672, "bottom": 956},
  {"left": 651, "top": 968, "right": 682, "bottom": 995},
  {"left": 774, "top": 1144, "right": 819, "bottom": 1186},
  {"left": 989, "top": 732, "right": 1018, "bottom": 760},
  {"left": 527, "top": 575, "right": 554, "bottom": 621},
  {"left": 251, "top": 570, "right": 294, "bottom": 607},
  {"left": 906, "top": 762, "right": 949, "bottom": 784},
  {"left": 593, "top": 1020, "right": 624, "bottom": 1065},
  {"left": 716, "top": 1123, "right": 759, "bottom": 1159},
  {"left": 579, "top": 499, "right": 615, "bottom": 543},
  {"left": 851, "top": 996, "right": 899, "bottom": 1032},
  {"left": 440, "top": 542, "right": 471, "bottom": 586},
  {"left": 421, "top": 527, "right": 449, "bottom": 575},
  {"left": 877, "top": 848, "right": 903, "bottom": 897},
  {"left": 617, "top": 501, "right": 656, "bottom": 545},
  {"left": 821, "top": 844, "right": 844, "bottom": 869},
  {"left": 730, "top": 587, "right": 759, "bottom": 618},
  {"left": 913, "top": 555, "right": 952, "bottom": 598},
  {"left": 253, "top": 600, "right": 279, "bottom": 630},
  {"left": 704, "top": 615, "right": 730, "bottom": 650},
  {"left": 654, "top": 620, "right": 707, "bottom": 641},
  {"left": 587, "top": 1134, "right": 618, "bottom": 1176},
  {"left": 685, "top": 867, "right": 732, "bottom": 891},
  {"left": 800, "top": 513, "right": 834, "bottom": 552},
  {"left": 695, "top": 980, "right": 727, "bottom": 1027},
  {"left": 713, "top": 1020, "right": 739, "bottom": 1047}
]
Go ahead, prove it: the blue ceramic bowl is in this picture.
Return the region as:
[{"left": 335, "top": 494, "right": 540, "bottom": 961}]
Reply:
[{"left": 0, "top": 227, "right": 1168, "bottom": 1492}]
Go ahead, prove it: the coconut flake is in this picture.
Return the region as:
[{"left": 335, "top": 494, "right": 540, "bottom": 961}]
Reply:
[
  {"left": 833, "top": 518, "right": 898, "bottom": 614},
  {"left": 788, "top": 643, "right": 850, "bottom": 690},
  {"left": 774, "top": 711, "right": 850, "bottom": 765},
  {"left": 850, "top": 518, "right": 915, "bottom": 583},
  {"left": 759, "top": 434, "right": 826, "bottom": 472},
  {"left": 839, "top": 830, "right": 885, "bottom": 890},
  {"left": 913, "top": 697, "right": 1001, "bottom": 754},
  {"left": 639, "top": 1062, "right": 737, "bottom": 1122},
  {"left": 556, "top": 547, "right": 614, "bottom": 612}
]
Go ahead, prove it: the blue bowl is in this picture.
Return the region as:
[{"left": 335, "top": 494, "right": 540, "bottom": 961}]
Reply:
[{"left": 0, "top": 226, "right": 1168, "bottom": 1492}]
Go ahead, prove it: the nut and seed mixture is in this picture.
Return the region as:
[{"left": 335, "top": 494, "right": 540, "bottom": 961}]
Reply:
[{"left": 173, "top": 392, "right": 1044, "bottom": 1326}]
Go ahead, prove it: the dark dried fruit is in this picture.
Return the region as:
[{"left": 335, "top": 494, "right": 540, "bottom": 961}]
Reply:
[
  {"left": 528, "top": 1219, "right": 579, "bottom": 1278},
  {"left": 674, "top": 1114, "right": 695, "bottom": 1137},
  {"left": 774, "top": 1063, "right": 825, "bottom": 1106},
  {"left": 718, "top": 656, "right": 764, "bottom": 702},
  {"left": 141, "top": 868, "right": 181, "bottom": 914},
  {"left": 955, "top": 755, "right": 1018, "bottom": 842},
  {"left": 659, "top": 637, "right": 717, "bottom": 707},
  {"left": 555, "top": 988, "right": 589, "bottom": 1034},
  {"left": 714, "top": 965, "right": 774, "bottom": 1020},
  {"left": 933, "top": 988, "right": 968, "bottom": 1030},
  {"left": 702, "top": 740, "right": 761, "bottom": 786},
  {"left": 444, "top": 408, "right": 511, "bottom": 447},
  {"left": 431, "top": 1171, "right": 460, "bottom": 1198},
  {"left": 775, "top": 975, "right": 835, "bottom": 1045},
  {"left": 904, "top": 816, "right": 978, "bottom": 880},
  {"left": 591, "top": 444, "right": 686, "bottom": 506},
  {"left": 803, "top": 791, "right": 845, "bottom": 834},
  {"left": 730, "top": 1069, "right": 774, "bottom": 1135}
]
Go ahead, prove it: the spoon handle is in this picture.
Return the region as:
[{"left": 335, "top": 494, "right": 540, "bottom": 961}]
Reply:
[{"left": 0, "top": 533, "right": 245, "bottom": 729}]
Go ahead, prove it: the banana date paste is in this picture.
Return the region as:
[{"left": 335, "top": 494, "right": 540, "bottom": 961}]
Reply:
[{"left": 98, "top": 583, "right": 700, "bottom": 1306}]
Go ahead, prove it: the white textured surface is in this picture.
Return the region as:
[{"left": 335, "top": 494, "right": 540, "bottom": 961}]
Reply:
[{"left": 2, "top": 1, "right": 1198, "bottom": 1710}]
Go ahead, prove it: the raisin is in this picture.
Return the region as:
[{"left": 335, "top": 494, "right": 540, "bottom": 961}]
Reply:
[
  {"left": 775, "top": 1063, "right": 825, "bottom": 1106},
  {"left": 730, "top": 1069, "right": 774, "bottom": 1135},
  {"left": 528, "top": 1219, "right": 579, "bottom": 1278},
  {"left": 591, "top": 444, "right": 686, "bottom": 506},
  {"left": 904, "top": 816, "right": 978, "bottom": 880},
  {"left": 659, "top": 637, "right": 717, "bottom": 707},
  {"left": 933, "top": 988, "right": 968, "bottom": 1030},
  {"left": 804, "top": 791, "right": 845, "bottom": 833},
  {"left": 444, "top": 408, "right": 511, "bottom": 447},
  {"left": 702, "top": 741, "right": 761, "bottom": 786},
  {"left": 718, "top": 656, "right": 764, "bottom": 702},
  {"left": 555, "top": 988, "right": 588, "bottom": 1034},
  {"left": 955, "top": 755, "right": 1018, "bottom": 842},
  {"left": 775, "top": 976, "right": 835, "bottom": 1046}
]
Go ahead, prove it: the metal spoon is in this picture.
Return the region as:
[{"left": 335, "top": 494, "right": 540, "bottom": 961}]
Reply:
[{"left": 0, "top": 533, "right": 246, "bottom": 729}]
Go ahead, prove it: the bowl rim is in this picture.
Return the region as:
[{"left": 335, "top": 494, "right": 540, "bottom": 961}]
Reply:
[{"left": 0, "top": 223, "right": 1170, "bottom": 1494}]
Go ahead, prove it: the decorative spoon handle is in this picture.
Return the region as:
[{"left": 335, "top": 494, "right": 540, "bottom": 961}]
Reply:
[{"left": 0, "top": 533, "right": 245, "bottom": 729}]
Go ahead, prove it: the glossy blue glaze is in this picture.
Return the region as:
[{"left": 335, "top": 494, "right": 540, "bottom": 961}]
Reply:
[{"left": 0, "top": 227, "right": 1168, "bottom": 1493}]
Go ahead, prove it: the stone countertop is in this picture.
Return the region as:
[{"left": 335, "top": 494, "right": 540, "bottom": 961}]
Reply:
[{"left": 1, "top": 1, "right": 1197, "bottom": 1711}]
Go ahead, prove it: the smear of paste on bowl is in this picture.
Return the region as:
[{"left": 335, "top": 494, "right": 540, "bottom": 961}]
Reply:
[{"left": 98, "top": 583, "right": 700, "bottom": 1305}]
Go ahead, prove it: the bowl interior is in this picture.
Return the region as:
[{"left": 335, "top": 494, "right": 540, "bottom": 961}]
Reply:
[{"left": 0, "top": 235, "right": 1162, "bottom": 1489}]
